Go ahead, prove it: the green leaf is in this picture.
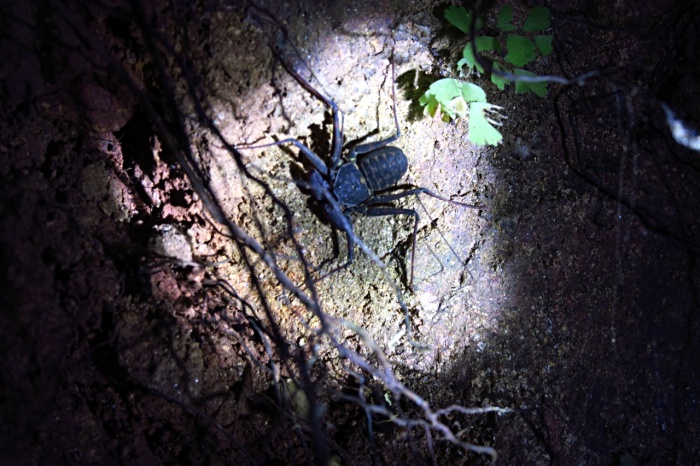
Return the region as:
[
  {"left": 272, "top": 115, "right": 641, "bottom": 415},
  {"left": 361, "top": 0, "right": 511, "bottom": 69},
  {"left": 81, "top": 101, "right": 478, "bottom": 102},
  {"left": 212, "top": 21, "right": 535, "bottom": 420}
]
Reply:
[
  {"left": 421, "top": 78, "right": 461, "bottom": 102},
  {"left": 477, "top": 36, "right": 498, "bottom": 52},
  {"left": 419, "top": 78, "right": 487, "bottom": 120},
  {"left": 444, "top": 6, "right": 483, "bottom": 34},
  {"left": 469, "top": 102, "right": 504, "bottom": 146},
  {"left": 505, "top": 34, "right": 537, "bottom": 66},
  {"left": 421, "top": 78, "right": 486, "bottom": 104},
  {"left": 446, "top": 96, "right": 469, "bottom": 118},
  {"left": 497, "top": 4, "right": 515, "bottom": 31},
  {"left": 490, "top": 62, "right": 511, "bottom": 90},
  {"left": 457, "top": 57, "right": 473, "bottom": 74},
  {"left": 514, "top": 69, "right": 548, "bottom": 97},
  {"left": 535, "top": 35, "right": 553, "bottom": 56},
  {"left": 459, "top": 36, "right": 497, "bottom": 73},
  {"left": 523, "top": 7, "right": 551, "bottom": 32},
  {"left": 460, "top": 47, "right": 480, "bottom": 73},
  {"left": 422, "top": 97, "right": 439, "bottom": 117},
  {"left": 460, "top": 81, "right": 487, "bottom": 103},
  {"left": 419, "top": 78, "right": 462, "bottom": 119}
]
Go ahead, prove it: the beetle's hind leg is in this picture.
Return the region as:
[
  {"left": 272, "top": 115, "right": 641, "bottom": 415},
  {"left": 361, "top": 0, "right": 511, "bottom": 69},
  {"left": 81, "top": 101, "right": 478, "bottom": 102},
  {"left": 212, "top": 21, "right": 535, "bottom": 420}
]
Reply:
[
  {"left": 364, "top": 188, "right": 482, "bottom": 289},
  {"left": 361, "top": 205, "right": 420, "bottom": 288},
  {"left": 236, "top": 138, "right": 329, "bottom": 176},
  {"left": 347, "top": 59, "right": 402, "bottom": 161}
]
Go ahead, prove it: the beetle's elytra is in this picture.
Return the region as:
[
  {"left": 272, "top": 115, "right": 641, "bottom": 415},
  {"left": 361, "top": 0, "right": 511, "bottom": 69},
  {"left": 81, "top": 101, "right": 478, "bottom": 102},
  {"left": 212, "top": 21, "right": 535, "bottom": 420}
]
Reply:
[{"left": 359, "top": 147, "right": 408, "bottom": 192}]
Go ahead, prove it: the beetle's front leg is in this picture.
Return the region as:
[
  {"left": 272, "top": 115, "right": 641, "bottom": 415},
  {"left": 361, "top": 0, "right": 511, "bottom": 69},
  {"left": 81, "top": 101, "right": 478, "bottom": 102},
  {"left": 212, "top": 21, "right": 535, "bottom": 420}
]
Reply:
[
  {"left": 320, "top": 202, "right": 355, "bottom": 271},
  {"left": 308, "top": 171, "right": 355, "bottom": 273}
]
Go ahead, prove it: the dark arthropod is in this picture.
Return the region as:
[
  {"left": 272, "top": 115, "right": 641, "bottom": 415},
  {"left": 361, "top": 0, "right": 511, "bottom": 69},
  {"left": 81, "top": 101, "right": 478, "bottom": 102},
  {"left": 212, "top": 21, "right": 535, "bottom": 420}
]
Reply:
[{"left": 242, "top": 9, "right": 480, "bottom": 286}]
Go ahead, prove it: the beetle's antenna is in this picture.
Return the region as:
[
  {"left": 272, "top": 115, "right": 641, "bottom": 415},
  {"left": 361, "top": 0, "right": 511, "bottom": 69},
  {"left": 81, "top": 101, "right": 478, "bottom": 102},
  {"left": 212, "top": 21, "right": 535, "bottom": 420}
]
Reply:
[{"left": 390, "top": 50, "right": 401, "bottom": 139}]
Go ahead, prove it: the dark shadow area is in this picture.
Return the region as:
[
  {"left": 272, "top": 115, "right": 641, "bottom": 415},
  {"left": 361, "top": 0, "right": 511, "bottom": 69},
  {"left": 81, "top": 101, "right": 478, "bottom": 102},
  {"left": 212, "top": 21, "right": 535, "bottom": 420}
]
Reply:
[{"left": 430, "top": 1, "right": 700, "bottom": 463}]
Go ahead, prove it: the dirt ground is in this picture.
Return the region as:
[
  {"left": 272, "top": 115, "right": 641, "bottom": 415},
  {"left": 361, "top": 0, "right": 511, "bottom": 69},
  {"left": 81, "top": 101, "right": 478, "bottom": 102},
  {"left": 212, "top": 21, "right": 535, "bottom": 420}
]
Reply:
[{"left": 1, "top": 0, "right": 699, "bottom": 464}]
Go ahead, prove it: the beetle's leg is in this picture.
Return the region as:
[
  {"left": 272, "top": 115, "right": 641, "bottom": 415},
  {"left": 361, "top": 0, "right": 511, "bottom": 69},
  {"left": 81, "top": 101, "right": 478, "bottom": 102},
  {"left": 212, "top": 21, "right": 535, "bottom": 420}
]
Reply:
[
  {"left": 347, "top": 60, "right": 401, "bottom": 161},
  {"left": 237, "top": 140, "right": 356, "bottom": 280},
  {"left": 365, "top": 188, "right": 481, "bottom": 288},
  {"left": 236, "top": 138, "right": 328, "bottom": 176},
  {"left": 271, "top": 49, "right": 345, "bottom": 173},
  {"left": 248, "top": 5, "right": 344, "bottom": 168},
  {"left": 315, "top": 202, "right": 356, "bottom": 280},
  {"left": 362, "top": 206, "right": 419, "bottom": 288},
  {"left": 347, "top": 133, "right": 400, "bottom": 161},
  {"left": 324, "top": 204, "right": 355, "bottom": 270},
  {"left": 371, "top": 187, "right": 481, "bottom": 209}
]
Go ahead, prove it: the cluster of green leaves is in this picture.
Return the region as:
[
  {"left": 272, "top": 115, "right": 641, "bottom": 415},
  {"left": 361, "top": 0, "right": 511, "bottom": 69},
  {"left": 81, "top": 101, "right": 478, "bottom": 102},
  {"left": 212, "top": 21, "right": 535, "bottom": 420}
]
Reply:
[
  {"left": 419, "top": 5, "right": 552, "bottom": 146},
  {"left": 454, "top": 5, "right": 552, "bottom": 95},
  {"left": 418, "top": 78, "right": 505, "bottom": 146}
]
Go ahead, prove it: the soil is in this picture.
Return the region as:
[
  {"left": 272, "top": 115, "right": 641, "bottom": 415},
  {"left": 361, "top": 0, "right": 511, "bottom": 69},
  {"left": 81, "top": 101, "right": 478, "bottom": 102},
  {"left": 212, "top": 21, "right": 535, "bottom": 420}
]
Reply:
[{"left": 1, "top": 0, "right": 699, "bottom": 465}]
